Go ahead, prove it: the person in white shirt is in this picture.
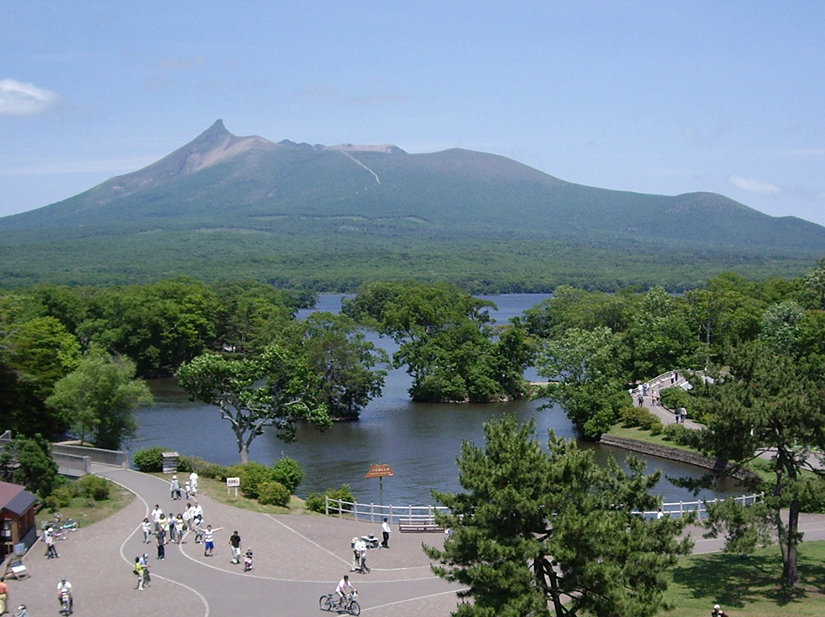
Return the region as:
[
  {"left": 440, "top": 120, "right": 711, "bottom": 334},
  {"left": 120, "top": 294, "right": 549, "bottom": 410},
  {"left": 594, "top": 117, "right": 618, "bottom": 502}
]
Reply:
[
  {"left": 57, "top": 578, "right": 73, "bottom": 612},
  {"left": 381, "top": 518, "right": 391, "bottom": 548},
  {"left": 335, "top": 574, "right": 356, "bottom": 606},
  {"left": 151, "top": 505, "right": 163, "bottom": 533}
]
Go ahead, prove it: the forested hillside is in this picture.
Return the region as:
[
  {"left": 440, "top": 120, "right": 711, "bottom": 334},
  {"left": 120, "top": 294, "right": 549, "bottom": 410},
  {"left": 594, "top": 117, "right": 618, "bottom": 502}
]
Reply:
[{"left": 1, "top": 121, "right": 823, "bottom": 290}]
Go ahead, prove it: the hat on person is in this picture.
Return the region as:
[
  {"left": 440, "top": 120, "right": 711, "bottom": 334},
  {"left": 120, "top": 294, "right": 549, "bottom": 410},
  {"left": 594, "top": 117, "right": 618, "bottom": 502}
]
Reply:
[{"left": 714, "top": 605, "right": 721, "bottom": 610}]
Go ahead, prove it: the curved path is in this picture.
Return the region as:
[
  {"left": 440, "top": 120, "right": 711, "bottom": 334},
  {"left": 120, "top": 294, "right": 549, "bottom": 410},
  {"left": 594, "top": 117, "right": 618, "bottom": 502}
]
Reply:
[{"left": 6, "top": 466, "right": 461, "bottom": 617}]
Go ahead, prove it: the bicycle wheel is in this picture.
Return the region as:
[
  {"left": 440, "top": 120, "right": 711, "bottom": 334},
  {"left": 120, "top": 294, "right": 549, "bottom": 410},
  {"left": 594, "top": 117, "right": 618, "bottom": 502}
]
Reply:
[
  {"left": 319, "top": 594, "right": 333, "bottom": 611},
  {"left": 348, "top": 600, "right": 360, "bottom": 616}
]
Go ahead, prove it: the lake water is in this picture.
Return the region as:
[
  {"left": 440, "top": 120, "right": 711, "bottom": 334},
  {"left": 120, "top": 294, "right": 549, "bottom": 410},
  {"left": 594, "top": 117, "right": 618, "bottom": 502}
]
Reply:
[{"left": 132, "top": 294, "right": 739, "bottom": 506}]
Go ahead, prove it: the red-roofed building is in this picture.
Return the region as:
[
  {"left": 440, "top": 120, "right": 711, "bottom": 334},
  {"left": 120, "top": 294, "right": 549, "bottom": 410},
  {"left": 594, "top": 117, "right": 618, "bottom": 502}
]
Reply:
[{"left": 0, "top": 481, "right": 38, "bottom": 557}]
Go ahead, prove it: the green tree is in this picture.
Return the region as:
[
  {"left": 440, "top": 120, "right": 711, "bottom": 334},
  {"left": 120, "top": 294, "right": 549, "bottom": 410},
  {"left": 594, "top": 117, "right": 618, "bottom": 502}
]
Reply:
[
  {"left": 177, "top": 345, "right": 331, "bottom": 463},
  {"left": 689, "top": 340, "right": 825, "bottom": 586},
  {"left": 0, "top": 435, "right": 60, "bottom": 498},
  {"left": 349, "top": 281, "right": 529, "bottom": 403},
  {"left": 301, "top": 312, "right": 387, "bottom": 420},
  {"left": 537, "top": 326, "right": 630, "bottom": 438},
  {"left": 46, "top": 347, "right": 153, "bottom": 449},
  {"left": 425, "top": 417, "right": 692, "bottom": 617}
]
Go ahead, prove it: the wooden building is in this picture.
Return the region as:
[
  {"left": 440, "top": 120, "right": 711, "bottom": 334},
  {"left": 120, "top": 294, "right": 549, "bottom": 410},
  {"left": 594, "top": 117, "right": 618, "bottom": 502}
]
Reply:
[{"left": 0, "top": 481, "right": 38, "bottom": 558}]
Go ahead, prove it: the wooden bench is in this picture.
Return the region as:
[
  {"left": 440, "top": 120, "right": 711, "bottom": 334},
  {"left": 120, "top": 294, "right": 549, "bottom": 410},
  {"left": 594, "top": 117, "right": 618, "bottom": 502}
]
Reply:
[{"left": 398, "top": 519, "right": 444, "bottom": 533}]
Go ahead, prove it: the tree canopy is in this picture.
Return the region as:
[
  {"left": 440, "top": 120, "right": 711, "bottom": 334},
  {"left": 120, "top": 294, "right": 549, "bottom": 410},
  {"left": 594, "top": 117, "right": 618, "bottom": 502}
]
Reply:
[
  {"left": 425, "top": 417, "right": 692, "bottom": 617},
  {"left": 177, "top": 344, "right": 331, "bottom": 463}
]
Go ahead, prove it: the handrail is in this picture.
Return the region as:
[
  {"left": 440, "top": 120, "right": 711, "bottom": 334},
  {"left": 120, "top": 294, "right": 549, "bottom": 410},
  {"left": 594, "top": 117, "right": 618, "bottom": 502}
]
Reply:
[{"left": 326, "top": 492, "right": 763, "bottom": 523}]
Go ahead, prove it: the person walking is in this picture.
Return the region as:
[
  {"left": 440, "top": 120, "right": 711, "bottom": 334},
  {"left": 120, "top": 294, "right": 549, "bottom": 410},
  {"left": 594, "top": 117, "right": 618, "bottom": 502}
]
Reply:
[
  {"left": 141, "top": 517, "right": 152, "bottom": 544},
  {"left": 151, "top": 504, "right": 163, "bottom": 533},
  {"left": 0, "top": 577, "right": 9, "bottom": 616},
  {"left": 169, "top": 475, "right": 181, "bottom": 500},
  {"left": 381, "top": 517, "right": 391, "bottom": 548},
  {"left": 156, "top": 529, "right": 166, "bottom": 560},
  {"left": 229, "top": 530, "right": 242, "bottom": 564},
  {"left": 133, "top": 557, "right": 147, "bottom": 590},
  {"left": 189, "top": 471, "right": 199, "bottom": 496},
  {"left": 356, "top": 538, "right": 370, "bottom": 573},
  {"left": 44, "top": 526, "right": 60, "bottom": 559}
]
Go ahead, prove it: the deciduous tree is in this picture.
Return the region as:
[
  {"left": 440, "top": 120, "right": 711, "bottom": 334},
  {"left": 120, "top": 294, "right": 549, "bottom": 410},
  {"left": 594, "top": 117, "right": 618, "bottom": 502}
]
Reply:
[{"left": 177, "top": 345, "right": 331, "bottom": 463}]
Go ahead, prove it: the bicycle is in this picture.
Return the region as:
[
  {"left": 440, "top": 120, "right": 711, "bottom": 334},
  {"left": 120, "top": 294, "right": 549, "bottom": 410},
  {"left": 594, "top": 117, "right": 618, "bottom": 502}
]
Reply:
[{"left": 319, "top": 591, "right": 360, "bottom": 615}]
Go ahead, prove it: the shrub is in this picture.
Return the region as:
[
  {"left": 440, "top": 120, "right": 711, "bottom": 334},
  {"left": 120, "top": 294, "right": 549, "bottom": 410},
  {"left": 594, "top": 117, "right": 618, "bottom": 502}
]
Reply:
[
  {"left": 272, "top": 457, "right": 303, "bottom": 494},
  {"left": 77, "top": 475, "right": 111, "bottom": 501},
  {"left": 306, "top": 484, "right": 356, "bottom": 514},
  {"left": 662, "top": 423, "right": 703, "bottom": 448},
  {"left": 178, "top": 455, "right": 226, "bottom": 479},
  {"left": 52, "top": 484, "right": 77, "bottom": 508},
  {"left": 257, "top": 480, "right": 290, "bottom": 507},
  {"left": 133, "top": 446, "right": 165, "bottom": 472},
  {"left": 649, "top": 420, "right": 663, "bottom": 436},
  {"left": 223, "top": 462, "right": 278, "bottom": 499},
  {"left": 660, "top": 387, "right": 691, "bottom": 412}
]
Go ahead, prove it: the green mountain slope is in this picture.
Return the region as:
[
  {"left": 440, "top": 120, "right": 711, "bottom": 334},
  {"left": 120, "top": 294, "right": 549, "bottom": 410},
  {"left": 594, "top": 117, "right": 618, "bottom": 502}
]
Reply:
[{"left": 0, "top": 120, "right": 823, "bottom": 290}]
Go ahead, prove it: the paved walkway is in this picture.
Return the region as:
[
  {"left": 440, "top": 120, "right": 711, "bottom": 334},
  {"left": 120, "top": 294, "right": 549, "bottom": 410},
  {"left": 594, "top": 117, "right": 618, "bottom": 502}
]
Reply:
[{"left": 4, "top": 466, "right": 461, "bottom": 617}]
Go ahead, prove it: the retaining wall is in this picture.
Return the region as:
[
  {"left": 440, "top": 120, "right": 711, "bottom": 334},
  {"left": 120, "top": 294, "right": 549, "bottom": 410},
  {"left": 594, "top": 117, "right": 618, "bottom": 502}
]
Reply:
[{"left": 599, "top": 434, "right": 756, "bottom": 481}]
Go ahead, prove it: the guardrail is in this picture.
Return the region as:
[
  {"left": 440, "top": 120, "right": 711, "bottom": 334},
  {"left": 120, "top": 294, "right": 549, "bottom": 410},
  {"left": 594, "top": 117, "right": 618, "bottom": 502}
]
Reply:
[
  {"left": 324, "top": 499, "right": 448, "bottom": 524},
  {"left": 0, "top": 431, "right": 128, "bottom": 475},
  {"left": 327, "top": 492, "right": 764, "bottom": 523}
]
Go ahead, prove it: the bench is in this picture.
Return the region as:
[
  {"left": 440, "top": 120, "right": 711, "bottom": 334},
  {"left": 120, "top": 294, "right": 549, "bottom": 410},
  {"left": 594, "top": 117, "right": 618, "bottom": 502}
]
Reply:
[{"left": 398, "top": 519, "right": 444, "bottom": 533}]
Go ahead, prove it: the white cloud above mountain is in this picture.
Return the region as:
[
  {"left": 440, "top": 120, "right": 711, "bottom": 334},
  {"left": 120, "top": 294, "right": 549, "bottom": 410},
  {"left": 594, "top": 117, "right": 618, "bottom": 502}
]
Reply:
[
  {"left": 0, "top": 79, "right": 58, "bottom": 115},
  {"left": 731, "top": 175, "right": 781, "bottom": 195}
]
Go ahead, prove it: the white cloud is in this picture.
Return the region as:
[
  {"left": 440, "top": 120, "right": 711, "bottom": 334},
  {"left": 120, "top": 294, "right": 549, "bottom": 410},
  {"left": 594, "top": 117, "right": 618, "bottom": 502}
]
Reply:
[
  {"left": 0, "top": 79, "right": 59, "bottom": 115},
  {"left": 730, "top": 175, "right": 781, "bottom": 195}
]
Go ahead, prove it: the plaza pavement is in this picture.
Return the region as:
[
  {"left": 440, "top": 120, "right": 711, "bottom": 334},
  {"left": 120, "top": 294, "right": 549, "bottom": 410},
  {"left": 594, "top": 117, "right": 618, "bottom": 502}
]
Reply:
[{"left": 4, "top": 466, "right": 462, "bottom": 617}]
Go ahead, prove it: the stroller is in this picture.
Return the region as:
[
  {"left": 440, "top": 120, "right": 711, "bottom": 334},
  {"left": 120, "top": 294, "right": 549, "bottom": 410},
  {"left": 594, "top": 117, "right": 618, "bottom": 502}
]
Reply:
[{"left": 243, "top": 548, "right": 253, "bottom": 572}]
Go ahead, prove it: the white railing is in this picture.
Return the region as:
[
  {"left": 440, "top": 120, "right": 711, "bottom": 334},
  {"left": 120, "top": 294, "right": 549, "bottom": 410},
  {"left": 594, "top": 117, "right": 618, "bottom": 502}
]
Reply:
[
  {"left": 633, "top": 492, "right": 763, "bottom": 519},
  {"left": 327, "top": 492, "right": 764, "bottom": 523},
  {"left": 324, "top": 499, "right": 448, "bottom": 524}
]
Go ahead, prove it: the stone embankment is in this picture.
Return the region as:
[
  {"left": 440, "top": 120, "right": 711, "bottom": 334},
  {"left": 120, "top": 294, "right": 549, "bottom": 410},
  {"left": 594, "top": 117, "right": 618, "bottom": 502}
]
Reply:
[{"left": 599, "top": 434, "right": 756, "bottom": 482}]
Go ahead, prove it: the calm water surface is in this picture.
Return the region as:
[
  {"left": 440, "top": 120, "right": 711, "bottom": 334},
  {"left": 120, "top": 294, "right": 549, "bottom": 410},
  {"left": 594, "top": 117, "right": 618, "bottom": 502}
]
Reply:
[{"left": 133, "top": 294, "right": 739, "bottom": 506}]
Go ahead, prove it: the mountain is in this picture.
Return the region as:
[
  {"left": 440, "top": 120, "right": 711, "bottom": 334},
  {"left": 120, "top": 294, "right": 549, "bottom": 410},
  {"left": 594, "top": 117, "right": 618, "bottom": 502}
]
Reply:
[{"left": 1, "top": 120, "right": 823, "bottom": 290}]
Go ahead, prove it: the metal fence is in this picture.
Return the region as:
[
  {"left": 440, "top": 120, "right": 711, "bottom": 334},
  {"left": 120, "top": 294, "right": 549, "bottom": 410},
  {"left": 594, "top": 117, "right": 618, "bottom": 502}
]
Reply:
[
  {"left": 327, "top": 492, "right": 764, "bottom": 524},
  {"left": 324, "top": 499, "right": 448, "bottom": 524}
]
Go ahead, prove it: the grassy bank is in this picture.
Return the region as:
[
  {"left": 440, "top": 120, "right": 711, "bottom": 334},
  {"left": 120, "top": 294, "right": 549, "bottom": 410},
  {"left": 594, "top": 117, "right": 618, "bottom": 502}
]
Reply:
[
  {"left": 36, "top": 479, "right": 134, "bottom": 530},
  {"left": 662, "top": 541, "right": 825, "bottom": 616}
]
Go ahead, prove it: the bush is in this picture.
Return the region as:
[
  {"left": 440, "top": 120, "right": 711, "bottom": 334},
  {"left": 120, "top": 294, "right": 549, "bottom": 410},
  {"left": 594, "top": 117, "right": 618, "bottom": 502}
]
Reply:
[
  {"left": 224, "top": 462, "right": 279, "bottom": 499},
  {"left": 133, "top": 446, "right": 165, "bottom": 472},
  {"left": 662, "top": 423, "right": 703, "bottom": 448},
  {"left": 257, "top": 480, "right": 290, "bottom": 507},
  {"left": 52, "top": 484, "right": 77, "bottom": 508},
  {"left": 178, "top": 455, "right": 226, "bottom": 479},
  {"left": 660, "top": 387, "right": 691, "bottom": 412},
  {"left": 620, "top": 406, "right": 655, "bottom": 428},
  {"left": 649, "top": 420, "right": 663, "bottom": 436},
  {"left": 77, "top": 475, "right": 111, "bottom": 501},
  {"left": 272, "top": 457, "right": 303, "bottom": 494},
  {"left": 306, "top": 484, "right": 356, "bottom": 514}
]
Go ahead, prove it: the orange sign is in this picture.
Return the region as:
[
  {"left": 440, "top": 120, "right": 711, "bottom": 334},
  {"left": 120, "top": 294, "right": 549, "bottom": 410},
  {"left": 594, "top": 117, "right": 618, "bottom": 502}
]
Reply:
[{"left": 365, "top": 464, "right": 395, "bottom": 478}]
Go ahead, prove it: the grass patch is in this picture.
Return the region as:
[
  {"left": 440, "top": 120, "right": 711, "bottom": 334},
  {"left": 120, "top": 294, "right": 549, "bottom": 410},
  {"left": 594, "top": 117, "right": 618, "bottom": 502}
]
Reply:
[
  {"left": 148, "top": 473, "right": 318, "bottom": 516},
  {"left": 661, "top": 541, "right": 825, "bottom": 616},
  {"left": 607, "top": 424, "right": 699, "bottom": 453},
  {"left": 36, "top": 479, "right": 134, "bottom": 530}
]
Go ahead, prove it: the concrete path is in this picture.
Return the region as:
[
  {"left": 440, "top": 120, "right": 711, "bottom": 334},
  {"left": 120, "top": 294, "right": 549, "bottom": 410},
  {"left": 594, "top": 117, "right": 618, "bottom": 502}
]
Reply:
[{"left": 4, "top": 466, "right": 461, "bottom": 617}]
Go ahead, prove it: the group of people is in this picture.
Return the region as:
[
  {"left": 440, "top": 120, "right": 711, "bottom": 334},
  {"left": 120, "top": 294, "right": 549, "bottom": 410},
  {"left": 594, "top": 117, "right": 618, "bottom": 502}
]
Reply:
[
  {"left": 0, "top": 576, "right": 67, "bottom": 616},
  {"left": 169, "top": 471, "right": 199, "bottom": 501},
  {"left": 146, "top": 500, "right": 206, "bottom": 559}
]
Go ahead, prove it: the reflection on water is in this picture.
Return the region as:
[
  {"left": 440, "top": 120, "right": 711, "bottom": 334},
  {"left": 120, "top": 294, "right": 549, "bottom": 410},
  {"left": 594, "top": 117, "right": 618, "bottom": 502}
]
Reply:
[{"left": 133, "top": 294, "right": 740, "bottom": 506}]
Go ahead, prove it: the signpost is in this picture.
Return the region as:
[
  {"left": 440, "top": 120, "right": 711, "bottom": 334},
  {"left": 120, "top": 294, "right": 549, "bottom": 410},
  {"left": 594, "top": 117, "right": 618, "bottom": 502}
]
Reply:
[
  {"left": 365, "top": 464, "right": 394, "bottom": 506},
  {"left": 226, "top": 476, "right": 240, "bottom": 498}
]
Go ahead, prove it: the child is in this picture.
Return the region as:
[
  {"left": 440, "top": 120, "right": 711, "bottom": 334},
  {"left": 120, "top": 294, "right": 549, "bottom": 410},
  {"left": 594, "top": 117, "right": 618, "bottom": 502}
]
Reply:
[{"left": 244, "top": 548, "right": 254, "bottom": 572}]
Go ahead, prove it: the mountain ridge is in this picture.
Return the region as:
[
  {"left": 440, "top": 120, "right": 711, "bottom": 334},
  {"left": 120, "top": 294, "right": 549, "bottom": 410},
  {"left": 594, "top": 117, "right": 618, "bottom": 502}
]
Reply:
[{"left": 0, "top": 120, "right": 823, "bottom": 289}]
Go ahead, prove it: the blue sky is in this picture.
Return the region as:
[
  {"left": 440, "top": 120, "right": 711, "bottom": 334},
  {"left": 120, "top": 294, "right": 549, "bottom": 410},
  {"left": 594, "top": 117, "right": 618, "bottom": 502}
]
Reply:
[{"left": 3, "top": 2, "right": 824, "bottom": 225}]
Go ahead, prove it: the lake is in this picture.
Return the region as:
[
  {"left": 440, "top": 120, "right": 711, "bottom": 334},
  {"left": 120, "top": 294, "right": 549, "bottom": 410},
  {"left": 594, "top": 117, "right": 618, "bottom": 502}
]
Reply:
[{"left": 132, "top": 293, "right": 740, "bottom": 506}]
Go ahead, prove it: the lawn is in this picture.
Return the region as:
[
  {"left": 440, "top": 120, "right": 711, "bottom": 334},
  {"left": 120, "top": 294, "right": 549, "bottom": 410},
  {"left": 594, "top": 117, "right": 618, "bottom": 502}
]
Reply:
[
  {"left": 36, "top": 479, "right": 134, "bottom": 530},
  {"left": 661, "top": 541, "right": 825, "bottom": 616},
  {"left": 156, "top": 473, "right": 318, "bottom": 516}
]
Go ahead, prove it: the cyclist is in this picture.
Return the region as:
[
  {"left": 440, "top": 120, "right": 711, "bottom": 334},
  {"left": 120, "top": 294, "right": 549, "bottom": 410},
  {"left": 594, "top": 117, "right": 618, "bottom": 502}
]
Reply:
[
  {"left": 57, "top": 577, "right": 73, "bottom": 613},
  {"left": 335, "top": 574, "right": 357, "bottom": 607}
]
